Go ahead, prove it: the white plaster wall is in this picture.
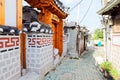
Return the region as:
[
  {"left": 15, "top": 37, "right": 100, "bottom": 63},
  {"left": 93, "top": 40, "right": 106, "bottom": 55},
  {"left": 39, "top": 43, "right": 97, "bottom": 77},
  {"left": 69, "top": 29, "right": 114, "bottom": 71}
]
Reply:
[
  {"left": 111, "top": 33, "right": 120, "bottom": 73},
  {"left": 67, "top": 29, "right": 77, "bottom": 52},
  {"left": 5, "top": 0, "right": 16, "bottom": 27}
]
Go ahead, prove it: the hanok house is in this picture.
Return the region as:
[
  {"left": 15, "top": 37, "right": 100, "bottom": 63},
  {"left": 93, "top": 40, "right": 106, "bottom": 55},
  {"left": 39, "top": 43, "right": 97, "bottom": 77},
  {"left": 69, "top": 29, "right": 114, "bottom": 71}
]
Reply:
[
  {"left": 0, "top": 0, "right": 68, "bottom": 80},
  {"left": 0, "top": 0, "right": 22, "bottom": 80},
  {"left": 24, "top": 0, "right": 68, "bottom": 56},
  {"left": 21, "top": 0, "right": 68, "bottom": 79},
  {"left": 98, "top": 0, "right": 120, "bottom": 72},
  {"left": 64, "top": 22, "right": 89, "bottom": 57}
]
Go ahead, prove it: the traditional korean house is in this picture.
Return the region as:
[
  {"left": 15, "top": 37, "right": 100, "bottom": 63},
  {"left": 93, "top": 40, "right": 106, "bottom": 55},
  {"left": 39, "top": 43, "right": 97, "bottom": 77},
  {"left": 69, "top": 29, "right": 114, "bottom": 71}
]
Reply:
[
  {"left": 24, "top": 0, "right": 68, "bottom": 56},
  {"left": 98, "top": 0, "right": 120, "bottom": 72},
  {"left": 20, "top": 0, "right": 68, "bottom": 79}
]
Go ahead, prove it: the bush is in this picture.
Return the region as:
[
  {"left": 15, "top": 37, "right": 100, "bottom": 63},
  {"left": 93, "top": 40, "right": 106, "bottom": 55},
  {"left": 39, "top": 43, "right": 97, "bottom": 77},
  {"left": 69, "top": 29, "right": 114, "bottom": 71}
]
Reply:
[
  {"left": 100, "top": 62, "right": 112, "bottom": 72},
  {"left": 100, "top": 62, "right": 120, "bottom": 80},
  {"left": 110, "top": 68, "right": 120, "bottom": 80}
]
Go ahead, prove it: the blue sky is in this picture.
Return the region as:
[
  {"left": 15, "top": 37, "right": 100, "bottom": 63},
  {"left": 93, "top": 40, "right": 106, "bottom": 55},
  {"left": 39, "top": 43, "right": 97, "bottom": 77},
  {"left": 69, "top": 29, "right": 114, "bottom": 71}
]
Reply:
[
  {"left": 23, "top": 0, "right": 102, "bottom": 32},
  {"left": 60, "top": 0, "right": 102, "bottom": 32}
]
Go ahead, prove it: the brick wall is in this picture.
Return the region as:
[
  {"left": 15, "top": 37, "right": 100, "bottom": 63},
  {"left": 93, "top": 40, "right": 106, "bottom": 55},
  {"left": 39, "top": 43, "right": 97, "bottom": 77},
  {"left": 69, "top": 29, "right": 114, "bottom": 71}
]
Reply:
[
  {"left": 26, "top": 33, "right": 54, "bottom": 79},
  {"left": 0, "top": 35, "right": 20, "bottom": 80}
]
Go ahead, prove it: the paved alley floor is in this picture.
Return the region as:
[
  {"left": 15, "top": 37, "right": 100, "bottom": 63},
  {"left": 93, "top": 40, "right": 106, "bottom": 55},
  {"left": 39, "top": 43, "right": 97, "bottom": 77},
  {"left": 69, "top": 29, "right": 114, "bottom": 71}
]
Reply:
[{"left": 44, "top": 47, "right": 104, "bottom": 80}]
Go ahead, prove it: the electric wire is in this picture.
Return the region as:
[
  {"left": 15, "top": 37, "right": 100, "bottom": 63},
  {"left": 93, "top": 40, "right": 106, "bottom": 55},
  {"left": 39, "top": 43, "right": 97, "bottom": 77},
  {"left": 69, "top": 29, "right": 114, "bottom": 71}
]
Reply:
[
  {"left": 80, "top": 0, "right": 93, "bottom": 23},
  {"left": 69, "top": 0, "right": 84, "bottom": 12}
]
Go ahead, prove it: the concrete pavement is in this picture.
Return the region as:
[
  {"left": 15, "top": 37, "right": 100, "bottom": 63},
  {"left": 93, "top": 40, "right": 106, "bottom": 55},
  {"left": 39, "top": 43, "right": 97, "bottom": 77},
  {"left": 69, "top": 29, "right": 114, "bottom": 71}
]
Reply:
[{"left": 44, "top": 46, "right": 104, "bottom": 80}]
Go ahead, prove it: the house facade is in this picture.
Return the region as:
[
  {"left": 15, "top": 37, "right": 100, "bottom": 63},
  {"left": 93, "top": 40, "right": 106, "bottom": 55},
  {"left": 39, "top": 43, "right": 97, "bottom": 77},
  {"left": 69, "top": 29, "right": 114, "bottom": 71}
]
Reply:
[
  {"left": 64, "top": 22, "right": 89, "bottom": 57},
  {"left": 98, "top": 0, "right": 120, "bottom": 72}
]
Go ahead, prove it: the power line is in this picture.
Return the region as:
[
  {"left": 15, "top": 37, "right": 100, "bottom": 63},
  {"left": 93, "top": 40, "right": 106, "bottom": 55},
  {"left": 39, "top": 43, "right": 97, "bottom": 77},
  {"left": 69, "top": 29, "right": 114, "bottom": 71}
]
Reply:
[
  {"left": 80, "top": 0, "right": 93, "bottom": 23},
  {"left": 69, "top": 0, "right": 84, "bottom": 12}
]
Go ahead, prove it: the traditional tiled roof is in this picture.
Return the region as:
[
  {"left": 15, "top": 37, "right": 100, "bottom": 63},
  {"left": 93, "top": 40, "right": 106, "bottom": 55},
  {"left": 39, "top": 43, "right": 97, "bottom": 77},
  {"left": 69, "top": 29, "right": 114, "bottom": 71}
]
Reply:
[
  {"left": 22, "top": 6, "right": 53, "bottom": 34},
  {"left": 23, "top": 21, "right": 53, "bottom": 34},
  {"left": 25, "top": 0, "right": 68, "bottom": 19},
  {"left": 0, "top": 25, "right": 19, "bottom": 35},
  {"left": 23, "top": 22, "right": 53, "bottom": 34},
  {"left": 98, "top": 0, "right": 120, "bottom": 15},
  {"left": 54, "top": 0, "right": 68, "bottom": 14},
  {"left": 23, "top": 6, "right": 39, "bottom": 22}
]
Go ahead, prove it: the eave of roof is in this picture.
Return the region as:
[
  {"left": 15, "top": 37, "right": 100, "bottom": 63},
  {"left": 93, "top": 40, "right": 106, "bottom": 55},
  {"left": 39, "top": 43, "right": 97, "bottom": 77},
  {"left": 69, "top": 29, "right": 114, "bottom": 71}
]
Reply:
[
  {"left": 98, "top": 0, "right": 120, "bottom": 15},
  {"left": 25, "top": 0, "right": 68, "bottom": 19}
]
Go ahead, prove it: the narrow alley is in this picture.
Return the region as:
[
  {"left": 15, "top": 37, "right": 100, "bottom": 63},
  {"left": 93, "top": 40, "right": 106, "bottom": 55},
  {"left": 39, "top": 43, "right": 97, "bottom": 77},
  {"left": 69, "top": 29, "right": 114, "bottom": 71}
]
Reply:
[
  {"left": 1, "top": 0, "right": 120, "bottom": 80},
  {"left": 45, "top": 47, "right": 104, "bottom": 80}
]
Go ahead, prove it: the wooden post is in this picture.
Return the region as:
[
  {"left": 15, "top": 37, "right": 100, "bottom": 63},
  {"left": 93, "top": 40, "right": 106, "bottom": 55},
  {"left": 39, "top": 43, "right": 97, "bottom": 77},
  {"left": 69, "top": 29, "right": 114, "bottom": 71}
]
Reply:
[
  {"left": 57, "top": 19, "right": 63, "bottom": 56},
  {"left": 0, "top": 0, "right": 5, "bottom": 25},
  {"left": 16, "top": 0, "right": 26, "bottom": 75}
]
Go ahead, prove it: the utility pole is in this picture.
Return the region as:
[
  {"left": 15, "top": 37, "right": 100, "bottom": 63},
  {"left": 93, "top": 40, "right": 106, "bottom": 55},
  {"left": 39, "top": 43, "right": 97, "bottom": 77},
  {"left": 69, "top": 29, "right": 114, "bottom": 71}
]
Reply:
[{"left": 76, "top": 4, "right": 80, "bottom": 25}]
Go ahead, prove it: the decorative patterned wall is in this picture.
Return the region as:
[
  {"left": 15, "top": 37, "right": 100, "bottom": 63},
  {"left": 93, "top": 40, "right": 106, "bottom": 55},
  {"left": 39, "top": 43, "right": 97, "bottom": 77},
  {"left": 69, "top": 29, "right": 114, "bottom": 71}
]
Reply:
[
  {"left": 0, "top": 35, "right": 20, "bottom": 80},
  {"left": 26, "top": 33, "right": 54, "bottom": 78}
]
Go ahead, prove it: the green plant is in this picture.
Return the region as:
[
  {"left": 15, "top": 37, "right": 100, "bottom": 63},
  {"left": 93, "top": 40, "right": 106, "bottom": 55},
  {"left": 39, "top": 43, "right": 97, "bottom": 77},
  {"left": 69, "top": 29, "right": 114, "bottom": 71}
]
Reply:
[
  {"left": 93, "top": 28, "right": 103, "bottom": 40},
  {"left": 110, "top": 68, "right": 120, "bottom": 80},
  {"left": 100, "top": 62, "right": 120, "bottom": 80},
  {"left": 69, "top": 57, "right": 79, "bottom": 60},
  {"left": 100, "top": 62, "right": 112, "bottom": 72},
  {"left": 73, "top": 57, "right": 79, "bottom": 60}
]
